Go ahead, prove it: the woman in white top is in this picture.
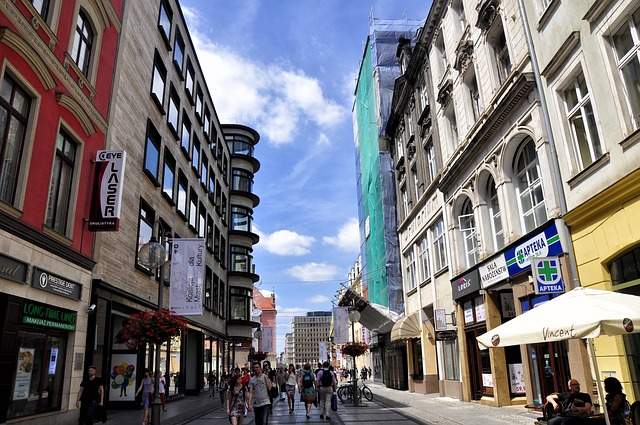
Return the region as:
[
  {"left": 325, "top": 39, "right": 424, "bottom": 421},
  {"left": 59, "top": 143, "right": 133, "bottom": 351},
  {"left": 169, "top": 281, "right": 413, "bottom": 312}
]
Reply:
[
  {"left": 157, "top": 372, "right": 166, "bottom": 412},
  {"left": 285, "top": 364, "right": 297, "bottom": 414}
]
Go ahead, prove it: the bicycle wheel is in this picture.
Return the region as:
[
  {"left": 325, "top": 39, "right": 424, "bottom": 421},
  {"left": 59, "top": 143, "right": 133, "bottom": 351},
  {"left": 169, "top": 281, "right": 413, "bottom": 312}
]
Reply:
[
  {"left": 337, "top": 386, "right": 348, "bottom": 403},
  {"left": 361, "top": 386, "right": 373, "bottom": 401}
]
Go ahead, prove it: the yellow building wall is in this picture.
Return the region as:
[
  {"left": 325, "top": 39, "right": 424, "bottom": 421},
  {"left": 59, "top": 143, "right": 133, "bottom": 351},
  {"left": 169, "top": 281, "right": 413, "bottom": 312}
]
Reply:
[{"left": 568, "top": 181, "right": 640, "bottom": 402}]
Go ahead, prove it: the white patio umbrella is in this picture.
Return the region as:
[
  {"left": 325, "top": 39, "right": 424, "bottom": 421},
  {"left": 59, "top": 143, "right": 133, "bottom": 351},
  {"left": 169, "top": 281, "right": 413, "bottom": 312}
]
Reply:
[{"left": 476, "top": 287, "right": 640, "bottom": 425}]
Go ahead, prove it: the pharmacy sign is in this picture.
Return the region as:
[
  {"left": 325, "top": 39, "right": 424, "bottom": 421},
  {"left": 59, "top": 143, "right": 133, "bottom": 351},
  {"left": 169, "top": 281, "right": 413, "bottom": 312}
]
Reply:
[{"left": 532, "top": 257, "right": 565, "bottom": 295}]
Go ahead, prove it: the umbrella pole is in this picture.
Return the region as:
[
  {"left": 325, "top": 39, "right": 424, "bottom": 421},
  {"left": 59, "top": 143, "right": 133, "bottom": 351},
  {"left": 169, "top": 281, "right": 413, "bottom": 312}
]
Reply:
[{"left": 587, "top": 338, "right": 610, "bottom": 425}]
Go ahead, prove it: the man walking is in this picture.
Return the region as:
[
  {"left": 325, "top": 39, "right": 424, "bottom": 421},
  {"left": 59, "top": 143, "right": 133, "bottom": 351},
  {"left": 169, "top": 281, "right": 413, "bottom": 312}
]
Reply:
[
  {"left": 316, "top": 361, "right": 336, "bottom": 421},
  {"left": 76, "top": 366, "right": 104, "bottom": 425},
  {"left": 249, "top": 362, "right": 272, "bottom": 425}
]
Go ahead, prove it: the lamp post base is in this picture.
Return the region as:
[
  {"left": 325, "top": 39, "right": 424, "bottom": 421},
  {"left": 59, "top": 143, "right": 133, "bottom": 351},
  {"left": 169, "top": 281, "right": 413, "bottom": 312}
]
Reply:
[{"left": 151, "top": 397, "right": 162, "bottom": 425}]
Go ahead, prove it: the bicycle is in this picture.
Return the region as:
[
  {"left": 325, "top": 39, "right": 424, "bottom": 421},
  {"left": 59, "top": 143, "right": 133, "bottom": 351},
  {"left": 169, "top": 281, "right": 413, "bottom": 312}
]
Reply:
[{"left": 337, "top": 380, "right": 373, "bottom": 403}]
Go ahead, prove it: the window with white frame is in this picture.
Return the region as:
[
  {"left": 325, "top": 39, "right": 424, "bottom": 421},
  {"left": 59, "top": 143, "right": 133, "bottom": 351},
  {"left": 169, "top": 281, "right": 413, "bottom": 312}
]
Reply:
[
  {"left": 458, "top": 198, "right": 478, "bottom": 268},
  {"left": 488, "top": 18, "right": 511, "bottom": 86},
  {"left": 465, "top": 67, "right": 481, "bottom": 122},
  {"left": 426, "top": 141, "right": 437, "bottom": 181},
  {"left": 514, "top": 139, "right": 546, "bottom": 233},
  {"left": 417, "top": 237, "right": 430, "bottom": 283},
  {"left": 611, "top": 7, "right": 640, "bottom": 129},
  {"left": 45, "top": 131, "right": 77, "bottom": 235},
  {"left": 401, "top": 187, "right": 409, "bottom": 217},
  {"left": 70, "top": 10, "right": 93, "bottom": 76},
  {"left": 486, "top": 177, "right": 504, "bottom": 250},
  {"left": 434, "top": 32, "right": 447, "bottom": 80},
  {"left": 420, "top": 80, "right": 429, "bottom": 111},
  {"left": 404, "top": 248, "right": 417, "bottom": 291},
  {"left": 444, "top": 102, "right": 458, "bottom": 147},
  {"left": 432, "top": 217, "right": 447, "bottom": 271},
  {"left": 562, "top": 71, "right": 603, "bottom": 170}
]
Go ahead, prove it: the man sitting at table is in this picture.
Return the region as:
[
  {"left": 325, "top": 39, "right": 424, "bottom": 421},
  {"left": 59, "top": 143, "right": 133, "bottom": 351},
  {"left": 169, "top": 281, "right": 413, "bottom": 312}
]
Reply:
[{"left": 546, "top": 379, "right": 593, "bottom": 424}]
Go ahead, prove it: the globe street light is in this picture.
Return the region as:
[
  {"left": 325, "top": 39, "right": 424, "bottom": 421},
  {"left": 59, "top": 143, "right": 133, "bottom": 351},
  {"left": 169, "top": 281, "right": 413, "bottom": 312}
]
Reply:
[{"left": 138, "top": 236, "right": 169, "bottom": 425}]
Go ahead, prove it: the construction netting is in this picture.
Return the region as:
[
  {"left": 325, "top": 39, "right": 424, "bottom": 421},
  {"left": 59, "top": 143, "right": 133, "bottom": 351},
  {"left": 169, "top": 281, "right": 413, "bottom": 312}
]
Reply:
[{"left": 353, "top": 18, "right": 423, "bottom": 316}]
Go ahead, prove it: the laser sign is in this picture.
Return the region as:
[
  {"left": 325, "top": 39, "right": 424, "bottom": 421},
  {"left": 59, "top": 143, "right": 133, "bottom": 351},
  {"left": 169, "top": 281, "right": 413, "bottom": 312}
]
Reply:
[
  {"left": 88, "top": 150, "right": 126, "bottom": 231},
  {"left": 531, "top": 256, "right": 565, "bottom": 295}
]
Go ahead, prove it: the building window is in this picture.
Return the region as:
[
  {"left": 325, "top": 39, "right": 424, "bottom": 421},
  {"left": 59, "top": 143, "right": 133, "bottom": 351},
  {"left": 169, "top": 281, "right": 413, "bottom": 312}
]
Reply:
[
  {"left": 198, "top": 202, "right": 206, "bottom": 239},
  {"left": 465, "top": 67, "right": 481, "bottom": 122},
  {"left": 230, "top": 287, "right": 251, "bottom": 321},
  {"left": 206, "top": 214, "right": 213, "bottom": 252},
  {"left": 404, "top": 248, "right": 417, "bottom": 291},
  {"left": 143, "top": 121, "right": 161, "bottom": 183},
  {"left": 232, "top": 168, "right": 253, "bottom": 192},
  {"left": 433, "top": 217, "right": 447, "bottom": 270},
  {"left": 136, "top": 199, "right": 155, "bottom": 272},
  {"left": 195, "top": 85, "right": 203, "bottom": 121},
  {"left": 157, "top": 0, "right": 172, "bottom": 44},
  {"left": 487, "top": 177, "right": 504, "bottom": 250},
  {"left": 191, "top": 136, "right": 200, "bottom": 175},
  {"left": 167, "top": 85, "right": 179, "bottom": 135},
  {"left": 229, "top": 134, "right": 254, "bottom": 157},
  {"left": 514, "top": 139, "right": 546, "bottom": 232},
  {"left": 411, "top": 166, "right": 421, "bottom": 200},
  {"left": 157, "top": 219, "right": 171, "bottom": 283},
  {"left": 426, "top": 141, "right": 437, "bottom": 181},
  {"left": 444, "top": 102, "right": 458, "bottom": 147},
  {"left": 221, "top": 193, "right": 227, "bottom": 222},
  {"left": 180, "top": 113, "right": 191, "bottom": 158},
  {"left": 611, "top": 7, "right": 640, "bottom": 129},
  {"left": 200, "top": 155, "right": 208, "bottom": 188},
  {"left": 231, "top": 206, "right": 252, "bottom": 232},
  {"left": 214, "top": 225, "right": 220, "bottom": 259},
  {"left": 401, "top": 187, "right": 409, "bottom": 218},
  {"left": 451, "top": 0, "right": 466, "bottom": 35},
  {"left": 609, "top": 245, "right": 640, "bottom": 286},
  {"left": 185, "top": 60, "right": 195, "bottom": 99},
  {"left": 443, "top": 339, "right": 460, "bottom": 380},
  {"left": 173, "top": 29, "right": 184, "bottom": 73},
  {"left": 208, "top": 170, "right": 215, "bottom": 202},
  {"left": 223, "top": 155, "right": 229, "bottom": 182},
  {"left": 151, "top": 52, "right": 166, "bottom": 109},
  {"left": 162, "top": 149, "right": 175, "bottom": 202},
  {"left": 458, "top": 198, "right": 478, "bottom": 268},
  {"left": 0, "top": 75, "right": 31, "bottom": 205},
  {"left": 434, "top": 32, "right": 447, "bottom": 81},
  {"left": 230, "top": 245, "right": 252, "bottom": 273},
  {"left": 213, "top": 274, "right": 220, "bottom": 315},
  {"left": 204, "top": 107, "right": 211, "bottom": 139},
  {"left": 215, "top": 181, "right": 222, "bottom": 213},
  {"left": 189, "top": 189, "right": 197, "bottom": 230},
  {"left": 489, "top": 19, "right": 511, "bottom": 86},
  {"left": 45, "top": 131, "right": 77, "bottom": 234},
  {"left": 417, "top": 237, "right": 430, "bottom": 283},
  {"left": 204, "top": 267, "right": 212, "bottom": 311},
  {"left": 70, "top": 10, "right": 93, "bottom": 76},
  {"left": 410, "top": 339, "right": 423, "bottom": 378},
  {"left": 220, "top": 235, "right": 226, "bottom": 268},
  {"left": 562, "top": 72, "right": 603, "bottom": 169},
  {"left": 177, "top": 171, "right": 187, "bottom": 217},
  {"left": 31, "top": 0, "right": 50, "bottom": 20}
]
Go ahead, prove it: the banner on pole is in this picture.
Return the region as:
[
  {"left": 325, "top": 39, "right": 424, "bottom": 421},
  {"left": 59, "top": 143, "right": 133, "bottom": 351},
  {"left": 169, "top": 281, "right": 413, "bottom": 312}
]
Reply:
[
  {"left": 170, "top": 238, "right": 205, "bottom": 315},
  {"left": 332, "top": 307, "right": 349, "bottom": 344},
  {"left": 319, "top": 341, "right": 328, "bottom": 363}
]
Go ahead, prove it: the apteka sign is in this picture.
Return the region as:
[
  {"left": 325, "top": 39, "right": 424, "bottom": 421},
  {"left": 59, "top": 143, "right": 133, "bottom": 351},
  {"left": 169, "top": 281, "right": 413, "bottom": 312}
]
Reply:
[{"left": 89, "top": 150, "right": 126, "bottom": 231}]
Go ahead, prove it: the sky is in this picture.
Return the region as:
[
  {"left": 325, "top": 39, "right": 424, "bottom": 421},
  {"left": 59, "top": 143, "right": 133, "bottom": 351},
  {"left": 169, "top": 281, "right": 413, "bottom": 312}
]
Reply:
[{"left": 181, "top": 0, "right": 429, "bottom": 352}]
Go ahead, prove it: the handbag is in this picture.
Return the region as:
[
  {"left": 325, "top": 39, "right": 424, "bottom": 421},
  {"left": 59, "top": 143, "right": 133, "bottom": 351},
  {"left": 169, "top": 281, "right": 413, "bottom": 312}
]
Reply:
[{"left": 331, "top": 394, "right": 338, "bottom": 411}]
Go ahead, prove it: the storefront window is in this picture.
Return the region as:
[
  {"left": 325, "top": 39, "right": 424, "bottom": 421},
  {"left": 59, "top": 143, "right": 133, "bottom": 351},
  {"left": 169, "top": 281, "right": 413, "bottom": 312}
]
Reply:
[
  {"left": 410, "top": 339, "right": 423, "bottom": 379},
  {"left": 7, "top": 331, "right": 66, "bottom": 419},
  {"left": 442, "top": 339, "right": 460, "bottom": 380},
  {"left": 230, "top": 287, "right": 251, "bottom": 321},
  {"left": 169, "top": 333, "right": 181, "bottom": 395}
]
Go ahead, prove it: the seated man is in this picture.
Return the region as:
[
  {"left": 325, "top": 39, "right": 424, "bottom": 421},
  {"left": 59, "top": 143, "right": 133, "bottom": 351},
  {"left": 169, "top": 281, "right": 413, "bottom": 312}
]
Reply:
[{"left": 546, "top": 379, "right": 593, "bottom": 425}]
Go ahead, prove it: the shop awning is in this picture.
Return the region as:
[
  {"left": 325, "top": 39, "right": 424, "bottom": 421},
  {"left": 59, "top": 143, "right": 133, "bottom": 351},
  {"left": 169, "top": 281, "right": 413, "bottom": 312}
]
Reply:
[
  {"left": 338, "top": 288, "right": 399, "bottom": 333},
  {"left": 390, "top": 312, "right": 421, "bottom": 342}
]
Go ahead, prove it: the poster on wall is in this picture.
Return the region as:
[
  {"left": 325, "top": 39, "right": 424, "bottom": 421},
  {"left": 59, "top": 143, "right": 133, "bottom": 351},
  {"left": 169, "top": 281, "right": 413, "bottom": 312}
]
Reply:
[
  {"left": 13, "top": 347, "right": 35, "bottom": 400},
  {"left": 88, "top": 150, "right": 127, "bottom": 231},
  {"left": 482, "top": 373, "right": 494, "bottom": 388},
  {"left": 109, "top": 353, "right": 137, "bottom": 402},
  {"left": 508, "top": 363, "right": 526, "bottom": 394},
  {"left": 332, "top": 307, "right": 349, "bottom": 344},
  {"left": 500, "top": 293, "right": 516, "bottom": 319},
  {"left": 170, "top": 238, "right": 205, "bottom": 316},
  {"left": 48, "top": 347, "right": 59, "bottom": 375}
]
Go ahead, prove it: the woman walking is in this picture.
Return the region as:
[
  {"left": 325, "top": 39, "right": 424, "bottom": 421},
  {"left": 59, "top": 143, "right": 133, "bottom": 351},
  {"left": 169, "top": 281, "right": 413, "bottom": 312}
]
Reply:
[
  {"left": 298, "top": 363, "right": 317, "bottom": 420},
  {"left": 285, "top": 364, "right": 297, "bottom": 414},
  {"left": 135, "top": 370, "right": 154, "bottom": 425},
  {"left": 226, "top": 374, "right": 249, "bottom": 425}
]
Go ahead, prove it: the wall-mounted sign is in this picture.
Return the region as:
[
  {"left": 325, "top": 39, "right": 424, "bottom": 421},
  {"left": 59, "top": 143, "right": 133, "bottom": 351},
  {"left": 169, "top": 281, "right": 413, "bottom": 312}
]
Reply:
[
  {"left": 435, "top": 309, "right": 447, "bottom": 331},
  {"left": 13, "top": 347, "right": 35, "bottom": 400},
  {"left": 21, "top": 301, "right": 77, "bottom": 331},
  {"left": 451, "top": 268, "right": 480, "bottom": 301},
  {"left": 504, "top": 222, "right": 564, "bottom": 277},
  {"left": 532, "top": 257, "right": 565, "bottom": 294},
  {"left": 31, "top": 267, "right": 82, "bottom": 300},
  {"left": 0, "top": 253, "right": 28, "bottom": 283},
  {"left": 435, "top": 330, "right": 457, "bottom": 341},
  {"left": 89, "top": 150, "right": 126, "bottom": 231},
  {"left": 479, "top": 255, "right": 508, "bottom": 289}
]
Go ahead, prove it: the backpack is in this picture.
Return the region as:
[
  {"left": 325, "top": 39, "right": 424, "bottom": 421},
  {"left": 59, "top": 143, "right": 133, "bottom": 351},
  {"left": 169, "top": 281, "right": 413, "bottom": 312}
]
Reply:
[
  {"left": 320, "top": 370, "right": 333, "bottom": 387},
  {"left": 302, "top": 371, "right": 314, "bottom": 388}
]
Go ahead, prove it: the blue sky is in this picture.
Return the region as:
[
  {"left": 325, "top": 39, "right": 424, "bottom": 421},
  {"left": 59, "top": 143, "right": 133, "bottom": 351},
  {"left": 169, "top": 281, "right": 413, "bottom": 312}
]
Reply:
[{"left": 182, "top": 0, "right": 429, "bottom": 352}]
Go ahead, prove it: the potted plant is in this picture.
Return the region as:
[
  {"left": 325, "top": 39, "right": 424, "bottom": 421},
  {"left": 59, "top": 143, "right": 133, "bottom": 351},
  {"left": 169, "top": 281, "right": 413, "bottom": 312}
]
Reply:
[
  {"left": 118, "top": 309, "right": 186, "bottom": 348},
  {"left": 340, "top": 342, "right": 369, "bottom": 358}
]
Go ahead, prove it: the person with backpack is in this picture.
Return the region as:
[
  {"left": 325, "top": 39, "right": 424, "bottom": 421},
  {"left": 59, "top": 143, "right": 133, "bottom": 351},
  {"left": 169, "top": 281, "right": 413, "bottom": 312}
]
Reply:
[
  {"left": 299, "top": 363, "right": 317, "bottom": 420},
  {"left": 316, "top": 361, "right": 337, "bottom": 421},
  {"left": 226, "top": 374, "right": 248, "bottom": 425}
]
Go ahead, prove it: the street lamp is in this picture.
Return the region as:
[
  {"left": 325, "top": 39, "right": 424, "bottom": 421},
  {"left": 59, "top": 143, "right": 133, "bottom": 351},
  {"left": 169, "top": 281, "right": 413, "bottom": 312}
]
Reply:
[
  {"left": 348, "top": 309, "right": 361, "bottom": 406},
  {"left": 138, "top": 236, "right": 169, "bottom": 425}
]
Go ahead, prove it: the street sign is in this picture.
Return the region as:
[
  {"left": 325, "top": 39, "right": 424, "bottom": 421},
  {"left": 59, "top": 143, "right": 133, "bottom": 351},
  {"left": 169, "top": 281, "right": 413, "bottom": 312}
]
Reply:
[
  {"left": 435, "top": 330, "right": 457, "bottom": 341},
  {"left": 531, "top": 257, "right": 565, "bottom": 295}
]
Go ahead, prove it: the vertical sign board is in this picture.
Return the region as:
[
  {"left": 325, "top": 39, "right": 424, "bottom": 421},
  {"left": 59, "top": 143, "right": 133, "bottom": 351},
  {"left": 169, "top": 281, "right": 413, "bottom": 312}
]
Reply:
[
  {"left": 170, "top": 239, "right": 205, "bottom": 316},
  {"left": 88, "top": 150, "right": 126, "bottom": 231},
  {"left": 435, "top": 309, "right": 447, "bottom": 331},
  {"left": 319, "top": 341, "right": 328, "bottom": 362},
  {"left": 332, "top": 307, "right": 350, "bottom": 344},
  {"left": 531, "top": 257, "right": 565, "bottom": 295}
]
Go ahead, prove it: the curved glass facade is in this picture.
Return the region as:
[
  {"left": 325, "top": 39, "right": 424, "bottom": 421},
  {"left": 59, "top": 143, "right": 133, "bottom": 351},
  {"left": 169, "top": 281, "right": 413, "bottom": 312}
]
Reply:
[
  {"left": 231, "top": 206, "right": 253, "bottom": 232},
  {"left": 232, "top": 169, "right": 253, "bottom": 193}
]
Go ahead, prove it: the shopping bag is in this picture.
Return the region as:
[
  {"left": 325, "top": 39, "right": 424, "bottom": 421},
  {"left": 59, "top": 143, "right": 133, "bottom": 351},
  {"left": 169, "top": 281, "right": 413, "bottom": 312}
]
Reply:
[{"left": 331, "top": 394, "right": 338, "bottom": 412}]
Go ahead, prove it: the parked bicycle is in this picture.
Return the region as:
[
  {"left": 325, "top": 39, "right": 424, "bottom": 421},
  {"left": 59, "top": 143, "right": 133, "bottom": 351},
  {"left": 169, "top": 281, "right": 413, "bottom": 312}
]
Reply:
[{"left": 337, "top": 380, "right": 373, "bottom": 403}]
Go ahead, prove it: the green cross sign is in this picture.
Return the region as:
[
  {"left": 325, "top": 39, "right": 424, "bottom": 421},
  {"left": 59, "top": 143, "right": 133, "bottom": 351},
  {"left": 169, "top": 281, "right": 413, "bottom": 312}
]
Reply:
[{"left": 537, "top": 260, "right": 558, "bottom": 282}]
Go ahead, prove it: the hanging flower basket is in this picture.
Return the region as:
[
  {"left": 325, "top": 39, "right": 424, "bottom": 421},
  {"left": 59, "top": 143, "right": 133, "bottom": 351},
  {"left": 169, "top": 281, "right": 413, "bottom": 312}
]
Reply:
[
  {"left": 249, "top": 351, "right": 267, "bottom": 362},
  {"left": 118, "top": 309, "right": 186, "bottom": 348},
  {"left": 341, "top": 342, "right": 368, "bottom": 357}
]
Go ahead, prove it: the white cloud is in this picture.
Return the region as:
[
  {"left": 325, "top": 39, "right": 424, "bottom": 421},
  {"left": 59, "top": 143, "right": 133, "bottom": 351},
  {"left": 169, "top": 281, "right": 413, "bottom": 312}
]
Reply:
[
  {"left": 323, "top": 218, "right": 360, "bottom": 253},
  {"left": 256, "top": 228, "right": 315, "bottom": 256},
  {"left": 182, "top": 9, "right": 347, "bottom": 145},
  {"left": 309, "top": 295, "right": 331, "bottom": 304},
  {"left": 286, "top": 262, "right": 341, "bottom": 282}
]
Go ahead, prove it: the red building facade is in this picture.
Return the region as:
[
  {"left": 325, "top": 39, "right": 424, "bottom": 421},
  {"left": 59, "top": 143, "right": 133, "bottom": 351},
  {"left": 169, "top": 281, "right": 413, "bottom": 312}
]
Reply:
[
  {"left": 0, "top": 1, "right": 122, "bottom": 422},
  {"left": 254, "top": 289, "right": 277, "bottom": 361}
]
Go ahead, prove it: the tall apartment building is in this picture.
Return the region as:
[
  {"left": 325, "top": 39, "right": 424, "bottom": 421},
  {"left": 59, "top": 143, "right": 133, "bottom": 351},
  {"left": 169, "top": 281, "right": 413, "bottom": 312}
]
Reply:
[
  {"left": 415, "top": 0, "right": 588, "bottom": 407},
  {"left": 86, "top": 0, "right": 260, "bottom": 406},
  {"left": 386, "top": 21, "right": 458, "bottom": 397},
  {"left": 349, "top": 18, "right": 423, "bottom": 390},
  {"left": 0, "top": 1, "right": 122, "bottom": 423},
  {"left": 520, "top": 0, "right": 640, "bottom": 402},
  {"left": 292, "top": 311, "right": 331, "bottom": 366},
  {"left": 284, "top": 332, "right": 294, "bottom": 366}
]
